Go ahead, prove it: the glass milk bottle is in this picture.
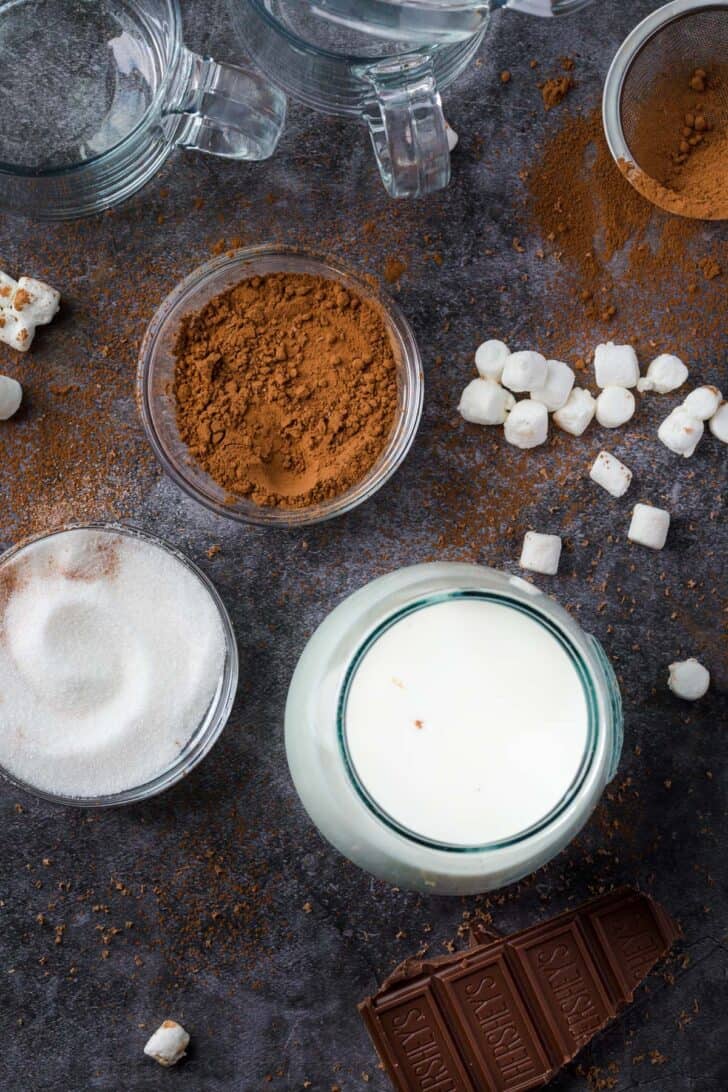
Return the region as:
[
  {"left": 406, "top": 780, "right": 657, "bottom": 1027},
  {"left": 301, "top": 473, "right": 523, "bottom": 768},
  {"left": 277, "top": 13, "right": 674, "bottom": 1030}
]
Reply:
[{"left": 286, "top": 563, "right": 623, "bottom": 895}]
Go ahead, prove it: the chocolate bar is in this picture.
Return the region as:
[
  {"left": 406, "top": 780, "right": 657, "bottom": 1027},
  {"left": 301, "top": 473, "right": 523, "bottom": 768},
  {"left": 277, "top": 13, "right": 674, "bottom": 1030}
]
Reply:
[{"left": 359, "top": 888, "right": 680, "bottom": 1092}]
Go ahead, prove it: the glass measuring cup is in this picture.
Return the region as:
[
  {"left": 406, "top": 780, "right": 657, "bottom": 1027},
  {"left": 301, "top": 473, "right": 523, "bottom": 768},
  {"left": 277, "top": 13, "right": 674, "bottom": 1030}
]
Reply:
[
  {"left": 230, "top": 0, "right": 593, "bottom": 197},
  {"left": 0, "top": 0, "right": 286, "bottom": 220}
]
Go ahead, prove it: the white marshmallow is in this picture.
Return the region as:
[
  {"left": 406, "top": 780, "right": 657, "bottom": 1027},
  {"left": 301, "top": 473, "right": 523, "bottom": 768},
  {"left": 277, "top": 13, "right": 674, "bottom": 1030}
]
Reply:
[
  {"left": 637, "top": 353, "right": 688, "bottom": 394},
  {"left": 530, "top": 359, "right": 575, "bottom": 411},
  {"left": 596, "top": 386, "right": 635, "bottom": 428},
  {"left": 658, "top": 407, "right": 703, "bottom": 457},
  {"left": 709, "top": 401, "right": 728, "bottom": 443},
  {"left": 667, "top": 658, "right": 710, "bottom": 701},
  {"left": 502, "top": 350, "right": 547, "bottom": 394},
  {"left": 589, "top": 451, "right": 632, "bottom": 498},
  {"left": 682, "top": 385, "right": 722, "bottom": 421},
  {"left": 0, "top": 375, "right": 23, "bottom": 420},
  {"left": 445, "top": 122, "right": 459, "bottom": 152},
  {"left": 475, "top": 339, "right": 510, "bottom": 381},
  {"left": 0, "top": 311, "right": 33, "bottom": 351},
  {"left": 503, "top": 399, "right": 548, "bottom": 449},
  {"left": 628, "top": 503, "right": 670, "bottom": 550},
  {"left": 13, "top": 277, "right": 60, "bottom": 326},
  {"left": 552, "top": 388, "right": 596, "bottom": 437},
  {"left": 519, "top": 531, "right": 562, "bottom": 576},
  {"left": 0, "top": 271, "right": 60, "bottom": 352},
  {"left": 144, "top": 1021, "right": 190, "bottom": 1067},
  {"left": 0, "top": 271, "right": 17, "bottom": 307},
  {"left": 458, "top": 378, "right": 515, "bottom": 425},
  {"left": 594, "top": 343, "right": 640, "bottom": 389}
]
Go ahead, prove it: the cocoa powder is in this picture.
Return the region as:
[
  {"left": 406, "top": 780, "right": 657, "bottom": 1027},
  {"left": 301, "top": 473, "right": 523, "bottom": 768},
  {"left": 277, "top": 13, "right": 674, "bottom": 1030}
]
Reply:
[
  {"left": 173, "top": 272, "right": 399, "bottom": 509},
  {"left": 623, "top": 66, "right": 728, "bottom": 220}
]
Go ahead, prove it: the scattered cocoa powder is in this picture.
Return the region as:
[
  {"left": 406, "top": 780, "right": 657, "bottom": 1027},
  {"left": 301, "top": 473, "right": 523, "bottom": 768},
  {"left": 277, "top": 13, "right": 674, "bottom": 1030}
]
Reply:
[
  {"left": 383, "top": 256, "right": 407, "bottom": 284},
  {"left": 173, "top": 272, "right": 399, "bottom": 509},
  {"left": 541, "top": 75, "right": 574, "bottom": 111},
  {"left": 622, "top": 66, "right": 728, "bottom": 220}
]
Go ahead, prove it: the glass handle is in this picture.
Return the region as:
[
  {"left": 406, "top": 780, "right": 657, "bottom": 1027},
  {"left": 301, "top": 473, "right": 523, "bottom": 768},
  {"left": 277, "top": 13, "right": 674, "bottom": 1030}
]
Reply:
[
  {"left": 360, "top": 55, "right": 450, "bottom": 199},
  {"left": 587, "top": 634, "right": 624, "bottom": 781},
  {"left": 160, "top": 47, "right": 286, "bottom": 161}
]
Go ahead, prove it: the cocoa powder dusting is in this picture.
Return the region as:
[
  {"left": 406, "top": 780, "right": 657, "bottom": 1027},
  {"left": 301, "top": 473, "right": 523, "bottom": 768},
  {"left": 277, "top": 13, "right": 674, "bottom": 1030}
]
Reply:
[
  {"left": 173, "top": 272, "right": 399, "bottom": 509},
  {"left": 623, "top": 66, "right": 728, "bottom": 220}
]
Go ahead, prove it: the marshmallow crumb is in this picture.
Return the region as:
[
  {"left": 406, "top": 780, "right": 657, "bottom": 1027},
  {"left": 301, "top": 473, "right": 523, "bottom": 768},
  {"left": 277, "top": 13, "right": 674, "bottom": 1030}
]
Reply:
[
  {"left": 596, "top": 386, "right": 635, "bottom": 428},
  {"left": 0, "top": 375, "right": 23, "bottom": 420},
  {"left": 589, "top": 450, "right": 632, "bottom": 498},
  {"left": 658, "top": 406, "right": 703, "bottom": 457},
  {"left": 628, "top": 503, "right": 670, "bottom": 551},
  {"left": 519, "top": 532, "right": 562, "bottom": 575},
  {"left": 594, "top": 343, "right": 640, "bottom": 389},
  {"left": 144, "top": 1020, "right": 190, "bottom": 1067},
  {"left": 637, "top": 354, "right": 688, "bottom": 394},
  {"left": 667, "top": 658, "right": 710, "bottom": 701},
  {"left": 503, "top": 399, "right": 548, "bottom": 449}
]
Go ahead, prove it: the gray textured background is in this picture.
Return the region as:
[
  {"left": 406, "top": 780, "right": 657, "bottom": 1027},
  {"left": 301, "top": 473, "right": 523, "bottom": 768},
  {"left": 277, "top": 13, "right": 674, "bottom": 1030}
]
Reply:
[{"left": 0, "top": 1, "right": 726, "bottom": 1089}]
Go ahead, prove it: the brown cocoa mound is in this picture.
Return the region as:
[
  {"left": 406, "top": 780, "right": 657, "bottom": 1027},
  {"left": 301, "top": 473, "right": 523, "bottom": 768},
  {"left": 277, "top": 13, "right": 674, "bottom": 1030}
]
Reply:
[{"left": 173, "top": 272, "right": 399, "bottom": 510}]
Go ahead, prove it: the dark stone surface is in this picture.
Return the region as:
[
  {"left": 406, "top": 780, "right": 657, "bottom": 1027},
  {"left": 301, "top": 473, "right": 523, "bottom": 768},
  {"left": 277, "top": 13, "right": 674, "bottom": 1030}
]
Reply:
[{"left": 0, "top": 2, "right": 725, "bottom": 1090}]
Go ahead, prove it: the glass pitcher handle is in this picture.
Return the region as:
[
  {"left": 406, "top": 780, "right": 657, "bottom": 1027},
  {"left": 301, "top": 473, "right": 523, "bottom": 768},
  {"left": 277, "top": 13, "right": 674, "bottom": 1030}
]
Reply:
[
  {"left": 160, "top": 48, "right": 286, "bottom": 160},
  {"left": 360, "top": 55, "right": 450, "bottom": 199}
]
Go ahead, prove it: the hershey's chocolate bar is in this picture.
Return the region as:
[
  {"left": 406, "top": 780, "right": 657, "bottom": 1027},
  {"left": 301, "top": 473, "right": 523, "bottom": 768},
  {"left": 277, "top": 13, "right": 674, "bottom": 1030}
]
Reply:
[{"left": 359, "top": 889, "right": 680, "bottom": 1092}]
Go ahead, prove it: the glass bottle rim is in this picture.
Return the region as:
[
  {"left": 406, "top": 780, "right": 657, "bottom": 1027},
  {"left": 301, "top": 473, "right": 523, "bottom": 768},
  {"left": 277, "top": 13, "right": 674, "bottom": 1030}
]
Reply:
[{"left": 336, "top": 588, "right": 601, "bottom": 854}]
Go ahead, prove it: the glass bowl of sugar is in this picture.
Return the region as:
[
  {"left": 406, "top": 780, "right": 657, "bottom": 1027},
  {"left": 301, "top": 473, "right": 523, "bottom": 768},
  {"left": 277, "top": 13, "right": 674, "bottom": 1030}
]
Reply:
[
  {"left": 137, "top": 245, "right": 424, "bottom": 527},
  {"left": 0, "top": 523, "right": 238, "bottom": 806}
]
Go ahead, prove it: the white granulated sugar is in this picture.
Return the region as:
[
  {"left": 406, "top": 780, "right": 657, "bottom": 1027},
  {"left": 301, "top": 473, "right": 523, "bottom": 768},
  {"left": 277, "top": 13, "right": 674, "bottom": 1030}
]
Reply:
[{"left": 0, "top": 528, "right": 226, "bottom": 798}]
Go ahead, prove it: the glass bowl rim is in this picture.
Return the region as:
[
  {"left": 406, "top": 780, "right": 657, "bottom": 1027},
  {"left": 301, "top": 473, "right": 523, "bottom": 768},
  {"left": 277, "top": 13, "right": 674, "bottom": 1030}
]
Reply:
[
  {"left": 0, "top": 521, "right": 238, "bottom": 808},
  {"left": 137, "top": 244, "right": 424, "bottom": 528}
]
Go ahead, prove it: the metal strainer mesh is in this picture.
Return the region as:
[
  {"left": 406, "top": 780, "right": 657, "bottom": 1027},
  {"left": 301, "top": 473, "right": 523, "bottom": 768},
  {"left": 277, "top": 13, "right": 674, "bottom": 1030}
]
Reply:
[{"left": 619, "top": 8, "right": 728, "bottom": 172}]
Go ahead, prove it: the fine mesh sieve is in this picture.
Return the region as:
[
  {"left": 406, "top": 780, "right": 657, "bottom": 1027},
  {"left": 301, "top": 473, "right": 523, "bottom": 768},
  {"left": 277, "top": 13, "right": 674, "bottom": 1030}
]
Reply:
[{"left": 603, "top": 0, "right": 728, "bottom": 218}]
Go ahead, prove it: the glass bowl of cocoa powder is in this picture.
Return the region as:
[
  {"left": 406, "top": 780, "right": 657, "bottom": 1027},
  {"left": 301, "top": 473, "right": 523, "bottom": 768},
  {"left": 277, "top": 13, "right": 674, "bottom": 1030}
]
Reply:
[{"left": 138, "top": 246, "right": 423, "bottom": 526}]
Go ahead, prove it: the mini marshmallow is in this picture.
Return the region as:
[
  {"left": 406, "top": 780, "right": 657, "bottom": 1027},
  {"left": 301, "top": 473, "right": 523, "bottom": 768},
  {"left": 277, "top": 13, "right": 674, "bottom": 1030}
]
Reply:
[
  {"left": 637, "top": 353, "right": 688, "bottom": 394},
  {"left": 0, "top": 271, "right": 60, "bottom": 352},
  {"left": 589, "top": 450, "right": 632, "bottom": 498},
  {"left": 144, "top": 1020, "right": 190, "bottom": 1067},
  {"left": 658, "top": 406, "right": 703, "bottom": 457},
  {"left": 519, "top": 531, "right": 562, "bottom": 575},
  {"left": 709, "top": 401, "right": 728, "bottom": 443},
  {"left": 594, "top": 342, "right": 640, "bottom": 389},
  {"left": 0, "top": 375, "right": 23, "bottom": 420},
  {"left": 503, "top": 399, "right": 548, "bottom": 449},
  {"left": 502, "top": 350, "right": 547, "bottom": 394},
  {"left": 682, "top": 385, "right": 722, "bottom": 421},
  {"left": 12, "top": 277, "right": 60, "bottom": 326},
  {"left": 445, "top": 122, "right": 459, "bottom": 152},
  {"left": 530, "top": 358, "right": 575, "bottom": 411},
  {"left": 596, "top": 386, "right": 635, "bottom": 428},
  {"left": 667, "top": 658, "right": 710, "bottom": 701},
  {"left": 458, "top": 378, "right": 515, "bottom": 425},
  {"left": 628, "top": 503, "right": 670, "bottom": 550},
  {"left": 475, "top": 339, "right": 510, "bottom": 381},
  {"left": 552, "top": 388, "right": 596, "bottom": 437}
]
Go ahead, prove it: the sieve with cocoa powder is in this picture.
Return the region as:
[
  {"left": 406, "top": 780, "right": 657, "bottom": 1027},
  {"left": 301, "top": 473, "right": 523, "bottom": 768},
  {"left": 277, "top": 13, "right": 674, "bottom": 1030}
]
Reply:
[{"left": 603, "top": 0, "right": 728, "bottom": 220}]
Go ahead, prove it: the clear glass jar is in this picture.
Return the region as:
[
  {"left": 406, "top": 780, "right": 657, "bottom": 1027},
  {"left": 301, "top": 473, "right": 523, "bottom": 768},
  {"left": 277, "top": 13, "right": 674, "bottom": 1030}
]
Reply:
[
  {"left": 285, "top": 563, "right": 623, "bottom": 894},
  {"left": 0, "top": 0, "right": 286, "bottom": 220}
]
